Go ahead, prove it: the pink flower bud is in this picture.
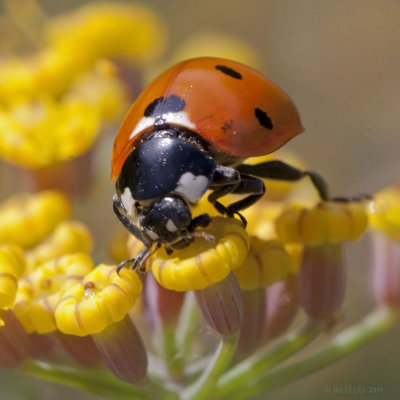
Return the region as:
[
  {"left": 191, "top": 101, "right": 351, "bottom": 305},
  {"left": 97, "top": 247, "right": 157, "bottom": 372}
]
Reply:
[
  {"left": 53, "top": 332, "right": 102, "bottom": 367},
  {"left": 237, "top": 288, "right": 266, "bottom": 356},
  {"left": 144, "top": 274, "right": 185, "bottom": 326},
  {"left": 194, "top": 273, "right": 243, "bottom": 337},
  {"left": 92, "top": 316, "right": 148, "bottom": 384},
  {"left": 370, "top": 232, "right": 400, "bottom": 307},
  {"left": 265, "top": 273, "right": 299, "bottom": 338},
  {"left": 299, "top": 244, "right": 345, "bottom": 320},
  {"left": 0, "top": 311, "right": 54, "bottom": 365}
]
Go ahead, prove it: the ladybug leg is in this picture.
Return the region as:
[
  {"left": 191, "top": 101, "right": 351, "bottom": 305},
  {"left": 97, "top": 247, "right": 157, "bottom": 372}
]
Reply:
[
  {"left": 225, "top": 175, "right": 266, "bottom": 228},
  {"left": 237, "top": 160, "right": 329, "bottom": 200},
  {"left": 113, "top": 195, "right": 151, "bottom": 246},
  {"left": 208, "top": 166, "right": 241, "bottom": 217},
  {"left": 116, "top": 243, "right": 160, "bottom": 274},
  {"left": 188, "top": 213, "right": 212, "bottom": 232}
]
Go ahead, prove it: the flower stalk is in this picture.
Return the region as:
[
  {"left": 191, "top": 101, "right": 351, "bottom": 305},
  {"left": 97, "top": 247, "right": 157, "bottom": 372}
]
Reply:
[{"left": 228, "top": 307, "right": 399, "bottom": 400}]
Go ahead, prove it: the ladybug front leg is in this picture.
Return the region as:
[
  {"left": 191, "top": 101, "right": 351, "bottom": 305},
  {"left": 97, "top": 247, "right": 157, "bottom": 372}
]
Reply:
[
  {"left": 113, "top": 195, "right": 151, "bottom": 246},
  {"left": 116, "top": 243, "right": 161, "bottom": 274},
  {"left": 237, "top": 160, "right": 329, "bottom": 200}
]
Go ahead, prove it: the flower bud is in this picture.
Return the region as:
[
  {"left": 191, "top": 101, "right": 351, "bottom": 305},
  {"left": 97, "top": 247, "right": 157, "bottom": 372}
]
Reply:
[
  {"left": 370, "top": 232, "right": 400, "bottom": 307},
  {"left": 53, "top": 332, "right": 101, "bottom": 367},
  {"left": 0, "top": 311, "right": 54, "bottom": 366},
  {"left": 144, "top": 273, "right": 185, "bottom": 326},
  {"left": 299, "top": 244, "right": 345, "bottom": 320},
  {"left": 265, "top": 273, "right": 299, "bottom": 338},
  {"left": 92, "top": 316, "right": 148, "bottom": 384},
  {"left": 236, "top": 288, "right": 265, "bottom": 356},
  {"left": 368, "top": 183, "right": 400, "bottom": 307},
  {"left": 194, "top": 273, "right": 243, "bottom": 337}
]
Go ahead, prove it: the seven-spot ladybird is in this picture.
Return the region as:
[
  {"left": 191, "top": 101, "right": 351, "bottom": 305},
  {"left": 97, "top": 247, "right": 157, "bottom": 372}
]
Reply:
[{"left": 111, "top": 57, "right": 328, "bottom": 270}]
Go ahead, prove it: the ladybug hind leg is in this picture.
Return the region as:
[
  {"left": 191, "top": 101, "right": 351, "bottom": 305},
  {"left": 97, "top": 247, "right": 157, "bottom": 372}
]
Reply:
[{"left": 237, "top": 160, "right": 329, "bottom": 201}]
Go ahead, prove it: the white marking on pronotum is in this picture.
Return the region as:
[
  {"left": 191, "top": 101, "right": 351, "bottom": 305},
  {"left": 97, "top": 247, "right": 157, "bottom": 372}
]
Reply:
[
  {"left": 121, "top": 187, "right": 135, "bottom": 216},
  {"left": 145, "top": 230, "right": 159, "bottom": 240},
  {"left": 163, "top": 111, "right": 196, "bottom": 130},
  {"left": 129, "top": 117, "right": 154, "bottom": 140},
  {"left": 166, "top": 219, "right": 178, "bottom": 232},
  {"left": 174, "top": 172, "right": 209, "bottom": 203},
  {"left": 129, "top": 112, "right": 196, "bottom": 141}
]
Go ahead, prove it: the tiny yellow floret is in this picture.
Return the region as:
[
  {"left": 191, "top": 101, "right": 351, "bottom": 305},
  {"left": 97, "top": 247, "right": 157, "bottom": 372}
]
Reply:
[
  {"left": 13, "top": 253, "right": 94, "bottom": 334},
  {"left": 0, "top": 191, "right": 71, "bottom": 248},
  {"left": 26, "top": 221, "right": 93, "bottom": 270},
  {"left": 0, "top": 244, "right": 26, "bottom": 309},
  {"left": 234, "top": 237, "right": 290, "bottom": 290},
  {"left": 150, "top": 217, "right": 249, "bottom": 291},
  {"left": 55, "top": 264, "right": 142, "bottom": 336},
  {"left": 276, "top": 201, "right": 368, "bottom": 245}
]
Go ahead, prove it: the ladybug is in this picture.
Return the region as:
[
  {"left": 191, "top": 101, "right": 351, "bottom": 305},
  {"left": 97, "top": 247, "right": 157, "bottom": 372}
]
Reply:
[{"left": 112, "top": 57, "right": 328, "bottom": 270}]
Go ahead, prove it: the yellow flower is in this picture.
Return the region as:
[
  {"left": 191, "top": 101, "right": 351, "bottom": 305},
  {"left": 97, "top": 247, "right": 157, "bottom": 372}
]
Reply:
[
  {"left": 0, "top": 96, "right": 100, "bottom": 168},
  {"left": 369, "top": 183, "right": 400, "bottom": 242},
  {"left": 46, "top": 2, "right": 167, "bottom": 71},
  {"left": 0, "top": 244, "right": 26, "bottom": 310},
  {"left": 55, "top": 264, "right": 142, "bottom": 336},
  {"left": 0, "top": 191, "right": 71, "bottom": 248},
  {"left": 65, "top": 59, "right": 129, "bottom": 123},
  {"left": 150, "top": 218, "right": 249, "bottom": 291},
  {"left": 0, "top": 59, "right": 36, "bottom": 106},
  {"left": 276, "top": 200, "right": 368, "bottom": 245},
  {"left": 234, "top": 237, "right": 290, "bottom": 290},
  {"left": 26, "top": 221, "right": 93, "bottom": 271},
  {"left": 13, "top": 253, "right": 94, "bottom": 334}
]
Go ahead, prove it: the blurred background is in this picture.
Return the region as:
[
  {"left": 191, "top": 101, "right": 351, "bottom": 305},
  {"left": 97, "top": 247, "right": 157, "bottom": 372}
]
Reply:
[{"left": 0, "top": 0, "right": 399, "bottom": 398}]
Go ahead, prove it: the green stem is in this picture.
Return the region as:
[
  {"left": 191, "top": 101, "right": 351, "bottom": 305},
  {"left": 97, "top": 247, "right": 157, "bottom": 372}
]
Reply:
[
  {"left": 182, "top": 334, "right": 239, "bottom": 400},
  {"left": 175, "top": 292, "right": 199, "bottom": 358},
  {"left": 232, "top": 307, "right": 399, "bottom": 400},
  {"left": 162, "top": 324, "right": 184, "bottom": 379},
  {"left": 215, "top": 320, "right": 323, "bottom": 398},
  {"left": 20, "top": 360, "right": 149, "bottom": 400}
]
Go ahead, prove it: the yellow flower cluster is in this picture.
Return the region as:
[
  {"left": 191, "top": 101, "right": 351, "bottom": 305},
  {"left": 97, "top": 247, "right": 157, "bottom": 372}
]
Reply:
[
  {"left": 46, "top": 2, "right": 167, "bottom": 71},
  {"left": 0, "top": 191, "right": 142, "bottom": 337},
  {"left": 0, "top": 2, "right": 167, "bottom": 168}
]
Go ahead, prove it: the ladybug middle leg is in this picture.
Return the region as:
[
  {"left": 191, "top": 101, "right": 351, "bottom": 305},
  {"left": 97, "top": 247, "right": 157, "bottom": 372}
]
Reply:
[{"left": 208, "top": 166, "right": 265, "bottom": 227}]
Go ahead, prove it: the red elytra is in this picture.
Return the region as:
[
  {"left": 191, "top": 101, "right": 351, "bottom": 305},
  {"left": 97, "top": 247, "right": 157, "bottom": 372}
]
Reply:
[{"left": 111, "top": 57, "right": 303, "bottom": 180}]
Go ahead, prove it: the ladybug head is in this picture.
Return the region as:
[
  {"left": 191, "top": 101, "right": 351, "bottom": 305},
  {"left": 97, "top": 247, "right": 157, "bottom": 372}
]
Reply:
[
  {"left": 139, "top": 196, "right": 192, "bottom": 243},
  {"left": 115, "top": 132, "right": 216, "bottom": 246}
]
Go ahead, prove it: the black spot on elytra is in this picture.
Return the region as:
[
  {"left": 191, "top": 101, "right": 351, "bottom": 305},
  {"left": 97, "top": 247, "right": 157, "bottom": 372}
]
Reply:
[
  {"left": 254, "top": 108, "right": 273, "bottom": 130},
  {"left": 215, "top": 65, "right": 242, "bottom": 79},
  {"left": 221, "top": 119, "right": 234, "bottom": 133},
  {"left": 144, "top": 95, "right": 186, "bottom": 117},
  {"left": 144, "top": 97, "right": 163, "bottom": 117}
]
